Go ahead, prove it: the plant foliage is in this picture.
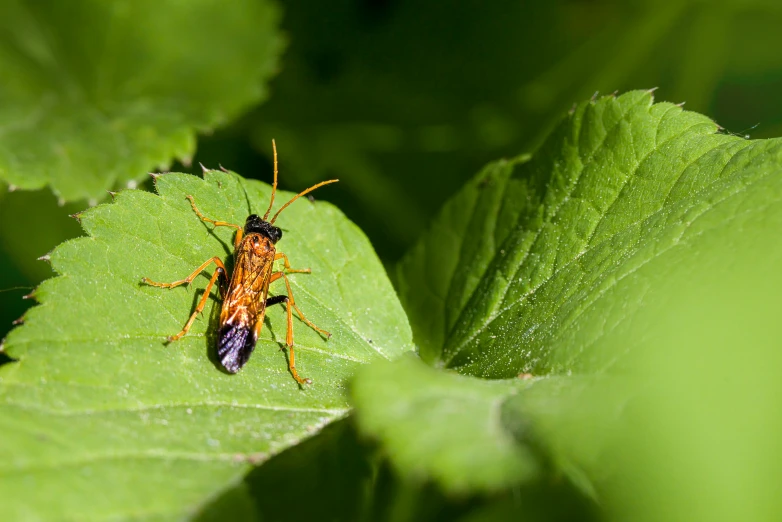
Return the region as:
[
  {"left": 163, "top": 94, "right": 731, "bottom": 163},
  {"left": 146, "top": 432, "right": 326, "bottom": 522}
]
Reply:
[
  {"left": 0, "top": 170, "right": 412, "bottom": 520},
  {"left": 0, "top": 0, "right": 282, "bottom": 201},
  {"left": 351, "top": 90, "right": 782, "bottom": 499}
]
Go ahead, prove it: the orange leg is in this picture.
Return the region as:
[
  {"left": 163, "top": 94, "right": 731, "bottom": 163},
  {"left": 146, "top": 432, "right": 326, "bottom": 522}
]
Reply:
[
  {"left": 186, "top": 195, "right": 244, "bottom": 249},
  {"left": 284, "top": 301, "right": 310, "bottom": 385},
  {"left": 269, "top": 271, "right": 332, "bottom": 340},
  {"left": 141, "top": 257, "right": 226, "bottom": 341},
  {"left": 274, "top": 251, "right": 310, "bottom": 274},
  {"left": 267, "top": 269, "right": 331, "bottom": 385},
  {"left": 166, "top": 268, "right": 223, "bottom": 342},
  {"left": 142, "top": 257, "right": 226, "bottom": 289}
]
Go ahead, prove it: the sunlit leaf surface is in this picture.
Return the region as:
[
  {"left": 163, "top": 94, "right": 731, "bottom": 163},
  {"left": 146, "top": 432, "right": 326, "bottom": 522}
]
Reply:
[{"left": 0, "top": 170, "right": 412, "bottom": 521}]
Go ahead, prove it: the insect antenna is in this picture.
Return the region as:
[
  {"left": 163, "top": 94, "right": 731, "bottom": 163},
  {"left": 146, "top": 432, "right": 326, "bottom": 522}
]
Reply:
[
  {"left": 270, "top": 179, "right": 339, "bottom": 224},
  {"left": 262, "top": 139, "right": 280, "bottom": 221}
]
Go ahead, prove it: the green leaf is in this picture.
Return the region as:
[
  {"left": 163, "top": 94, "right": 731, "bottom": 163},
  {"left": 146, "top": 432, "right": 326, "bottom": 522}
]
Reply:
[
  {"left": 0, "top": 0, "right": 283, "bottom": 201},
  {"left": 397, "top": 89, "right": 782, "bottom": 377},
  {"left": 504, "top": 189, "right": 782, "bottom": 520},
  {"left": 0, "top": 170, "right": 412, "bottom": 520},
  {"left": 351, "top": 354, "right": 539, "bottom": 494},
  {"left": 367, "top": 90, "right": 782, "bottom": 495}
]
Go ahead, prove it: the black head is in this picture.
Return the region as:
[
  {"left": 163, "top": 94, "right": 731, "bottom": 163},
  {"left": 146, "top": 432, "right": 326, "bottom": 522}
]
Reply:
[{"left": 244, "top": 214, "right": 282, "bottom": 243}]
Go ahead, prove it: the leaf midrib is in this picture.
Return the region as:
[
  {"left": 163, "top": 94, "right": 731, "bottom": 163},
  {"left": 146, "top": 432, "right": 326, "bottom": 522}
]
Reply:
[
  {"left": 442, "top": 94, "right": 650, "bottom": 363},
  {"left": 0, "top": 400, "right": 350, "bottom": 417}
]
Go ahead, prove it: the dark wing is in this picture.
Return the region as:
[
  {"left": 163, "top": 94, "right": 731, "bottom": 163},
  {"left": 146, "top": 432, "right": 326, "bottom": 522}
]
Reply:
[{"left": 217, "top": 322, "right": 255, "bottom": 373}]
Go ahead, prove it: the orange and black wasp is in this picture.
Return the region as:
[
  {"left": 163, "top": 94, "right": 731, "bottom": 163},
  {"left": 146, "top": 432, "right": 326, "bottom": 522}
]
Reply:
[{"left": 142, "top": 141, "right": 337, "bottom": 384}]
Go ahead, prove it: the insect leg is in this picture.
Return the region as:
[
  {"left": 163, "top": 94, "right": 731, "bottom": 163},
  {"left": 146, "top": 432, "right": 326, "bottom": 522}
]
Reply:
[
  {"left": 276, "top": 271, "right": 332, "bottom": 338},
  {"left": 274, "top": 252, "right": 310, "bottom": 274},
  {"left": 283, "top": 294, "right": 311, "bottom": 385},
  {"left": 186, "top": 195, "right": 244, "bottom": 249},
  {"left": 265, "top": 295, "right": 287, "bottom": 307},
  {"left": 142, "top": 257, "right": 226, "bottom": 289},
  {"left": 167, "top": 268, "right": 224, "bottom": 342},
  {"left": 262, "top": 294, "right": 309, "bottom": 384}
]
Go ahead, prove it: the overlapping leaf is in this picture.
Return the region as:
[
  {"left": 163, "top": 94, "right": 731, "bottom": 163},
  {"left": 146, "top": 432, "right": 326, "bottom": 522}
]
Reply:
[
  {"left": 352, "top": 355, "right": 538, "bottom": 494},
  {"left": 0, "top": 0, "right": 283, "bottom": 201},
  {"left": 0, "top": 170, "right": 412, "bottom": 521},
  {"left": 354, "top": 90, "right": 782, "bottom": 494}
]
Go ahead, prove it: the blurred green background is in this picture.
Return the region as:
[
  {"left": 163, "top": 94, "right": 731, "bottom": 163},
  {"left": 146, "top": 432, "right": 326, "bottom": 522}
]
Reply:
[{"left": 3, "top": 0, "right": 782, "bottom": 348}]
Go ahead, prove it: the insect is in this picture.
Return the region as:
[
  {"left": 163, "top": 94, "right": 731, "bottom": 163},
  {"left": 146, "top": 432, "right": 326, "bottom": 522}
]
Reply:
[{"left": 142, "top": 141, "right": 337, "bottom": 384}]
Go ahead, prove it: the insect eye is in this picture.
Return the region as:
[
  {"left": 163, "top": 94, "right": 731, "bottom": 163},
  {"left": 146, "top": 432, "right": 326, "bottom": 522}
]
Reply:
[{"left": 275, "top": 228, "right": 283, "bottom": 240}]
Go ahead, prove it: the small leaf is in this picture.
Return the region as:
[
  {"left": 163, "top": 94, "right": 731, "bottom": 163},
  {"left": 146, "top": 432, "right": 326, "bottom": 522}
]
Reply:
[
  {"left": 351, "top": 354, "right": 539, "bottom": 494},
  {"left": 397, "top": 90, "right": 782, "bottom": 377},
  {"left": 0, "top": 0, "right": 283, "bottom": 201},
  {"left": 0, "top": 170, "right": 412, "bottom": 520}
]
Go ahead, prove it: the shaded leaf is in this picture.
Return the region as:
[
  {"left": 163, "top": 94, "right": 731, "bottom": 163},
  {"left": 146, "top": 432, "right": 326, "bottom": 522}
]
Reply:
[
  {"left": 352, "top": 354, "right": 538, "bottom": 494},
  {"left": 245, "top": 418, "right": 373, "bottom": 522},
  {"left": 0, "top": 170, "right": 412, "bottom": 520},
  {"left": 0, "top": 0, "right": 283, "bottom": 201}
]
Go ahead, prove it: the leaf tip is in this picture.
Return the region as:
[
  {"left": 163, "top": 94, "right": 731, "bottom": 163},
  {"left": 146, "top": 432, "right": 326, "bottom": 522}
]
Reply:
[
  {"left": 590, "top": 90, "right": 600, "bottom": 102},
  {"left": 179, "top": 155, "right": 193, "bottom": 168},
  {"left": 69, "top": 212, "right": 82, "bottom": 223},
  {"left": 676, "top": 101, "right": 686, "bottom": 108},
  {"left": 7, "top": 184, "right": 16, "bottom": 192},
  {"left": 219, "top": 164, "right": 230, "bottom": 173},
  {"left": 107, "top": 190, "right": 118, "bottom": 200},
  {"left": 22, "top": 290, "right": 36, "bottom": 301},
  {"left": 37, "top": 253, "right": 51, "bottom": 263},
  {"left": 199, "top": 163, "right": 211, "bottom": 175},
  {"left": 12, "top": 314, "right": 24, "bottom": 326}
]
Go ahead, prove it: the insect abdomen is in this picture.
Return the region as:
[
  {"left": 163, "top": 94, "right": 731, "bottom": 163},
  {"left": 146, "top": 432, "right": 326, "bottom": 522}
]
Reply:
[{"left": 218, "top": 323, "right": 257, "bottom": 373}]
